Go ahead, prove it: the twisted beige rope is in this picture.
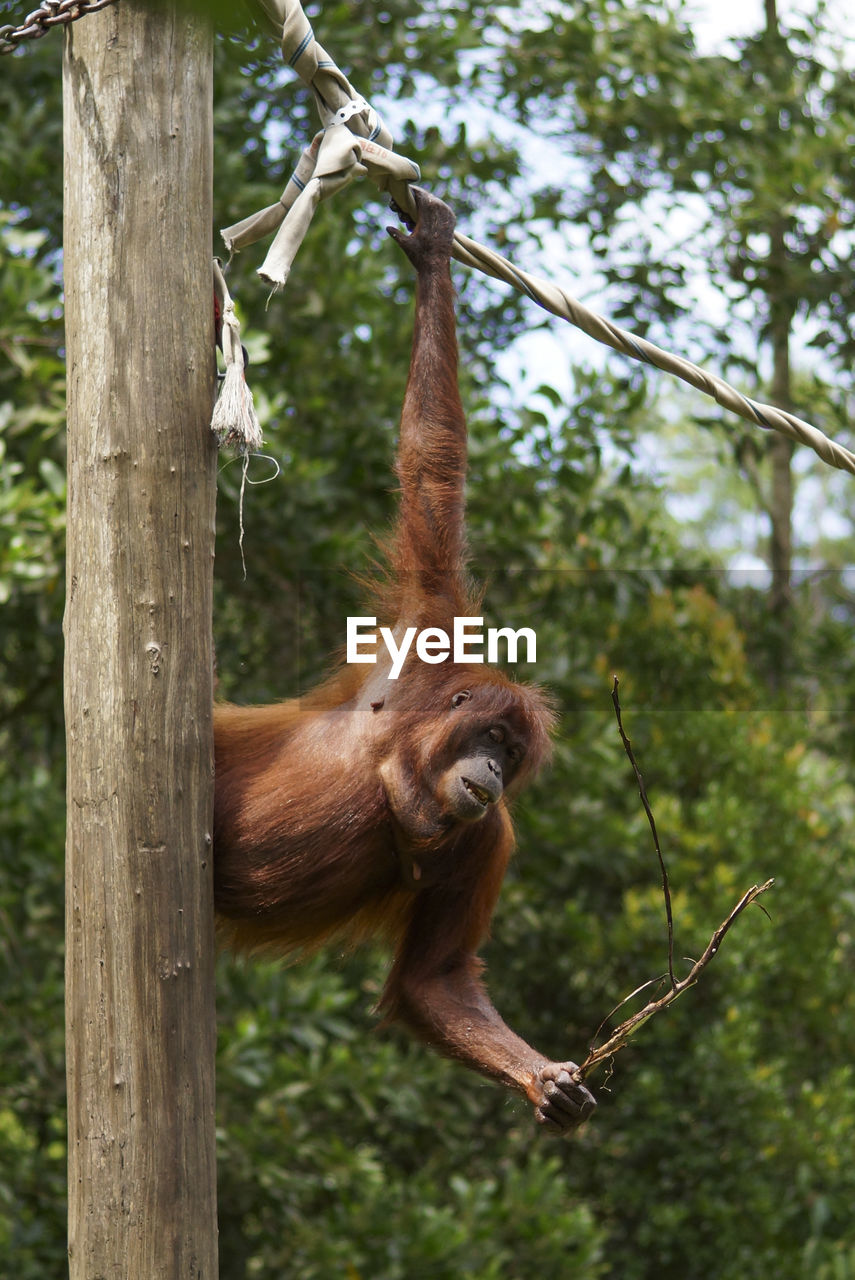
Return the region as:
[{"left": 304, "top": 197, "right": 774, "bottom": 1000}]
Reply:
[{"left": 221, "top": 0, "right": 855, "bottom": 477}]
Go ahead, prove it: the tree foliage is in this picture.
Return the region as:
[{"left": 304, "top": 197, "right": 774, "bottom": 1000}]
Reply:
[{"left": 1, "top": 2, "right": 854, "bottom": 1277}]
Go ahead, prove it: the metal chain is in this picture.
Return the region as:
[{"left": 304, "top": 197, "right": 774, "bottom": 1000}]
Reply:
[{"left": 0, "top": 0, "right": 120, "bottom": 54}]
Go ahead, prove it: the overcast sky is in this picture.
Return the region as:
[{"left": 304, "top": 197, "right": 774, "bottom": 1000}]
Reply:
[{"left": 692, "top": 0, "right": 855, "bottom": 60}]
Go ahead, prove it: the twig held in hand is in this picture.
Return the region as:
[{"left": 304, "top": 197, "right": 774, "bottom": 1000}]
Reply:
[
  {"left": 571, "top": 679, "right": 774, "bottom": 1084},
  {"left": 573, "top": 878, "right": 774, "bottom": 1082}
]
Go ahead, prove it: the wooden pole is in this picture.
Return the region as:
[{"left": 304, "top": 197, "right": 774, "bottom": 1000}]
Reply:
[{"left": 63, "top": 3, "right": 218, "bottom": 1275}]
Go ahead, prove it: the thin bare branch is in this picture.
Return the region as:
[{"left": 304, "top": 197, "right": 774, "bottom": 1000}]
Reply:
[
  {"left": 612, "top": 676, "right": 676, "bottom": 989},
  {"left": 573, "top": 879, "right": 775, "bottom": 1082}
]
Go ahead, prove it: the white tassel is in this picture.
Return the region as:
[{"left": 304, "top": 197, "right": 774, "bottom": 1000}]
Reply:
[
  {"left": 211, "top": 363, "right": 263, "bottom": 452},
  {"left": 212, "top": 259, "right": 262, "bottom": 453}
]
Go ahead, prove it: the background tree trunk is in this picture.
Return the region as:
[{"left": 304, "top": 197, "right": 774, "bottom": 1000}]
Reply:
[
  {"left": 768, "top": 284, "right": 794, "bottom": 664},
  {"left": 63, "top": 3, "right": 218, "bottom": 1275},
  {"left": 764, "top": 0, "right": 795, "bottom": 682}
]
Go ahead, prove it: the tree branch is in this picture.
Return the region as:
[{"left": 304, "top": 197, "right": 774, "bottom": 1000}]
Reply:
[
  {"left": 574, "top": 879, "right": 774, "bottom": 1082},
  {"left": 573, "top": 679, "right": 775, "bottom": 1083},
  {"left": 611, "top": 676, "right": 676, "bottom": 989}
]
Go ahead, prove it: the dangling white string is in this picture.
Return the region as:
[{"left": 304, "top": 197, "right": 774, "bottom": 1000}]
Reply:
[{"left": 218, "top": 451, "right": 283, "bottom": 579}]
